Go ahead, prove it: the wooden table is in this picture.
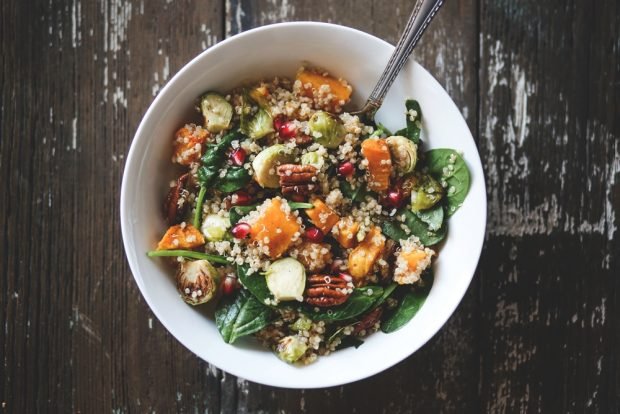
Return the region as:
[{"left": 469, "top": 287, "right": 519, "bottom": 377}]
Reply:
[{"left": 1, "top": 0, "right": 618, "bottom": 412}]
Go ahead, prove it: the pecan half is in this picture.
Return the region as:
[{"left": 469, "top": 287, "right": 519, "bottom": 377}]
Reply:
[
  {"left": 164, "top": 173, "right": 190, "bottom": 224},
  {"left": 352, "top": 307, "right": 383, "bottom": 336},
  {"left": 377, "top": 239, "right": 397, "bottom": 284},
  {"left": 277, "top": 164, "right": 319, "bottom": 196},
  {"left": 304, "top": 274, "right": 352, "bottom": 307}
]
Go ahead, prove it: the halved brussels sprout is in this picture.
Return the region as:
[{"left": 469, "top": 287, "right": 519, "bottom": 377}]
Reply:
[
  {"left": 265, "top": 257, "right": 306, "bottom": 302},
  {"left": 308, "top": 111, "right": 345, "bottom": 149},
  {"left": 386, "top": 135, "right": 418, "bottom": 175},
  {"left": 201, "top": 214, "right": 231, "bottom": 242},
  {"left": 277, "top": 335, "right": 308, "bottom": 363},
  {"left": 301, "top": 151, "right": 325, "bottom": 170},
  {"left": 248, "top": 84, "right": 271, "bottom": 109},
  {"left": 242, "top": 108, "right": 275, "bottom": 140},
  {"left": 199, "top": 93, "right": 233, "bottom": 133},
  {"left": 410, "top": 173, "right": 444, "bottom": 212},
  {"left": 176, "top": 260, "right": 220, "bottom": 305},
  {"left": 252, "top": 144, "right": 295, "bottom": 188},
  {"left": 290, "top": 316, "right": 312, "bottom": 332}
]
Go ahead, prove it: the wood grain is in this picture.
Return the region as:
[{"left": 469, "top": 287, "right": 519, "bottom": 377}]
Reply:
[{"left": 0, "top": 0, "right": 617, "bottom": 412}]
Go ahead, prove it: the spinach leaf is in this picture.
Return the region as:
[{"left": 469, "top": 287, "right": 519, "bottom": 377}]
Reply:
[
  {"left": 198, "top": 131, "right": 240, "bottom": 187},
  {"left": 340, "top": 181, "right": 370, "bottom": 203},
  {"left": 229, "top": 205, "right": 257, "bottom": 225},
  {"left": 302, "top": 286, "right": 383, "bottom": 321},
  {"left": 405, "top": 99, "right": 422, "bottom": 144},
  {"left": 216, "top": 167, "right": 251, "bottom": 193},
  {"left": 424, "top": 149, "right": 471, "bottom": 217},
  {"left": 215, "top": 289, "right": 273, "bottom": 343},
  {"left": 382, "top": 209, "right": 447, "bottom": 246},
  {"left": 236, "top": 264, "right": 274, "bottom": 305},
  {"left": 381, "top": 272, "right": 433, "bottom": 333},
  {"left": 336, "top": 336, "right": 364, "bottom": 350},
  {"left": 372, "top": 283, "right": 398, "bottom": 309},
  {"left": 368, "top": 122, "right": 392, "bottom": 139},
  {"left": 414, "top": 204, "right": 444, "bottom": 231}
]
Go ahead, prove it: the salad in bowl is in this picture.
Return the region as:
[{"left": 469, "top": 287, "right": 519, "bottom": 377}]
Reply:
[{"left": 147, "top": 66, "right": 471, "bottom": 365}]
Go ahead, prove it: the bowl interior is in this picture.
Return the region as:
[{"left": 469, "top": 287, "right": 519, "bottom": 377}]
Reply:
[{"left": 121, "top": 22, "right": 486, "bottom": 388}]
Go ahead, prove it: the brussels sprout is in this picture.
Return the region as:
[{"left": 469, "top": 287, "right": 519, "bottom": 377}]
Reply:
[
  {"left": 176, "top": 260, "right": 221, "bottom": 305},
  {"left": 410, "top": 173, "right": 444, "bottom": 212},
  {"left": 301, "top": 151, "right": 325, "bottom": 170},
  {"left": 242, "top": 108, "right": 275, "bottom": 140},
  {"left": 290, "top": 316, "right": 312, "bottom": 332},
  {"left": 265, "top": 258, "right": 306, "bottom": 302},
  {"left": 199, "top": 93, "right": 233, "bottom": 133},
  {"left": 308, "top": 111, "right": 345, "bottom": 149},
  {"left": 248, "top": 84, "right": 271, "bottom": 109},
  {"left": 252, "top": 144, "right": 295, "bottom": 188},
  {"left": 276, "top": 335, "right": 308, "bottom": 363},
  {"left": 201, "top": 214, "right": 231, "bottom": 241},
  {"left": 386, "top": 135, "right": 418, "bottom": 175}
]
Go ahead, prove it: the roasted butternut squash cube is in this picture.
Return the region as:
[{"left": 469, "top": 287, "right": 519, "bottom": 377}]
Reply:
[
  {"left": 157, "top": 223, "right": 205, "bottom": 250},
  {"left": 250, "top": 198, "right": 301, "bottom": 259},
  {"left": 332, "top": 216, "right": 360, "bottom": 249},
  {"left": 305, "top": 199, "right": 340, "bottom": 234},
  {"left": 296, "top": 69, "right": 352, "bottom": 110},
  {"left": 348, "top": 226, "right": 386, "bottom": 279},
  {"left": 361, "top": 138, "right": 392, "bottom": 192},
  {"left": 172, "top": 124, "right": 209, "bottom": 165},
  {"left": 393, "top": 239, "right": 434, "bottom": 284}
]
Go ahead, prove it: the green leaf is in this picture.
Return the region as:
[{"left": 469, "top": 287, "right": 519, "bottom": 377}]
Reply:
[
  {"left": 381, "top": 272, "right": 433, "bottom": 333},
  {"left": 287, "top": 202, "right": 314, "bottom": 210},
  {"left": 405, "top": 99, "right": 422, "bottom": 144},
  {"left": 382, "top": 209, "right": 447, "bottom": 246},
  {"left": 215, "top": 289, "right": 273, "bottom": 343},
  {"left": 372, "top": 283, "right": 398, "bottom": 309},
  {"left": 424, "top": 149, "right": 471, "bottom": 216},
  {"left": 236, "top": 264, "right": 274, "bottom": 305},
  {"left": 216, "top": 167, "right": 251, "bottom": 193},
  {"left": 302, "top": 286, "right": 383, "bottom": 321},
  {"left": 335, "top": 336, "right": 364, "bottom": 350},
  {"left": 368, "top": 122, "right": 392, "bottom": 139},
  {"left": 147, "top": 249, "right": 229, "bottom": 264},
  {"left": 229, "top": 205, "right": 257, "bottom": 225},
  {"left": 340, "top": 181, "right": 370, "bottom": 203},
  {"left": 414, "top": 203, "right": 444, "bottom": 231}
]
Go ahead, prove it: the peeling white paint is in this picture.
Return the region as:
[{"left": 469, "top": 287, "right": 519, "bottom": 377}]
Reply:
[{"left": 71, "top": 117, "right": 77, "bottom": 149}]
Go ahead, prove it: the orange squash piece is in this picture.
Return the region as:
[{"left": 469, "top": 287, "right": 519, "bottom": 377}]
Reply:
[
  {"left": 332, "top": 216, "right": 360, "bottom": 249},
  {"left": 348, "top": 226, "right": 386, "bottom": 279},
  {"left": 172, "top": 124, "right": 209, "bottom": 165},
  {"left": 361, "top": 138, "right": 392, "bottom": 192},
  {"left": 250, "top": 198, "right": 301, "bottom": 259},
  {"left": 305, "top": 199, "right": 340, "bottom": 234},
  {"left": 157, "top": 224, "right": 205, "bottom": 250},
  {"left": 296, "top": 69, "right": 352, "bottom": 109}
]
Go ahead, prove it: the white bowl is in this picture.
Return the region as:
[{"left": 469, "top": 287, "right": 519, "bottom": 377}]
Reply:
[{"left": 121, "top": 22, "right": 486, "bottom": 388}]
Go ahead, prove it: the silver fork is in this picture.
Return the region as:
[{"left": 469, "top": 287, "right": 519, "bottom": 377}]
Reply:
[{"left": 352, "top": 0, "right": 445, "bottom": 121}]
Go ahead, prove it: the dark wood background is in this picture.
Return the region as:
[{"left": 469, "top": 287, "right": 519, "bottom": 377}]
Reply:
[{"left": 1, "top": 0, "right": 618, "bottom": 412}]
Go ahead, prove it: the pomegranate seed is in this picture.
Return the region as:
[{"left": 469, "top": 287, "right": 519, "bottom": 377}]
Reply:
[
  {"left": 222, "top": 276, "right": 239, "bottom": 296},
  {"left": 230, "top": 148, "right": 246, "bottom": 166},
  {"left": 231, "top": 190, "right": 252, "bottom": 206},
  {"left": 273, "top": 115, "right": 286, "bottom": 131},
  {"left": 278, "top": 121, "right": 297, "bottom": 139},
  {"left": 231, "top": 222, "right": 251, "bottom": 239},
  {"left": 337, "top": 161, "right": 354, "bottom": 177},
  {"left": 305, "top": 227, "right": 324, "bottom": 243},
  {"left": 385, "top": 188, "right": 404, "bottom": 208},
  {"left": 338, "top": 272, "right": 353, "bottom": 283}
]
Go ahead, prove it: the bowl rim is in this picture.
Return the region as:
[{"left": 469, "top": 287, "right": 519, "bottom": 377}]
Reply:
[{"left": 121, "top": 20, "right": 487, "bottom": 388}]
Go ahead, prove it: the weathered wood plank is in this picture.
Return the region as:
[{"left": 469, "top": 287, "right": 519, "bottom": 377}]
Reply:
[
  {"left": 0, "top": 0, "right": 224, "bottom": 412},
  {"left": 478, "top": 0, "right": 619, "bottom": 412},
  {"left": 222, "top": 1, "right": 480, "bottom": 412}
]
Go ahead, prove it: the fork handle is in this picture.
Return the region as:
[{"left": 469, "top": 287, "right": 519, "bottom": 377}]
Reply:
[{"left": 360, "top": 0, "right": 444, "bottom": 117}]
